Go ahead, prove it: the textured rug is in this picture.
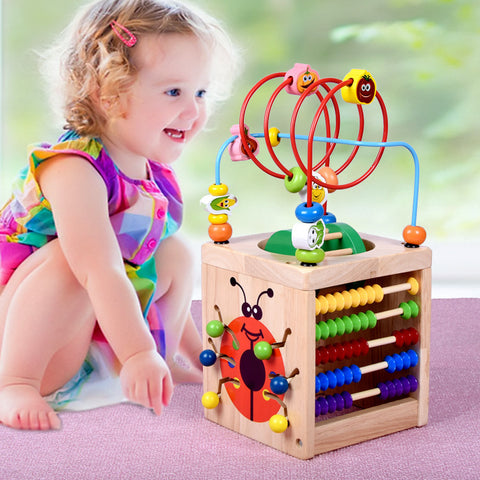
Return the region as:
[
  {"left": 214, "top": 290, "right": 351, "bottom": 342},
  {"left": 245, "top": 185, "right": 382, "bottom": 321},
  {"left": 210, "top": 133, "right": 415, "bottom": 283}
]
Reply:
[{"left": 1, "top": 298, "right": 479, "bottom": 480}]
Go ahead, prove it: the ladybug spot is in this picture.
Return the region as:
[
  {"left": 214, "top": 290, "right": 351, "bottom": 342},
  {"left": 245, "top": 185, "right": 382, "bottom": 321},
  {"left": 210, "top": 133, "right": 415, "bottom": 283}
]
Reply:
[{"left": 240, "top": 349, "right": 266, "bottom": 392}]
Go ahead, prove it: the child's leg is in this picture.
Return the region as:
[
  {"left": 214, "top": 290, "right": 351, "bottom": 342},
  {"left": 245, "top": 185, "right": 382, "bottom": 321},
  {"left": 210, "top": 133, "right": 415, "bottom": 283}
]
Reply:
[
  {"left": 153, "top": 236, "right": 203, "bottom": 384},
  {"left": 0, "top": 240, "right": 95, "bottom": 430}
]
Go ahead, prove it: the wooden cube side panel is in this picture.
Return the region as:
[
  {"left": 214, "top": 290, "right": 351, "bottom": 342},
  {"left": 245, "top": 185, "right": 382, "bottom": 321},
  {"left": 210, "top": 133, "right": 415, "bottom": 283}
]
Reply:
[{"left": 202, "top": 263, "right": 316, "bottom": 459}]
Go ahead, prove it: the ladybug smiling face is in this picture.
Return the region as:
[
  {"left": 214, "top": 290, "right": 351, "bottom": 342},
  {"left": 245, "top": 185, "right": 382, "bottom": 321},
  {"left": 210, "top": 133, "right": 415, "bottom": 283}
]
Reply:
[{"left": 220, "top": 278, "right": 286, "bottom": 422}]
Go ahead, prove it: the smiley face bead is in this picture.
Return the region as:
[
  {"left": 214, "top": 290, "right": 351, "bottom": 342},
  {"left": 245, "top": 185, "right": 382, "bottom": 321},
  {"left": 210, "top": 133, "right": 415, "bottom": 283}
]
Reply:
[{"left": 341, "top": 69, "right": 377, "bottom": 105}]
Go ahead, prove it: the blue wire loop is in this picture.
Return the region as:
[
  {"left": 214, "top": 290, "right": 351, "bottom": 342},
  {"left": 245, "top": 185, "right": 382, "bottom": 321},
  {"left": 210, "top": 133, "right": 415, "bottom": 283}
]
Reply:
[{"left": 214, "top": 133, "right": 420, "bottom": 227}]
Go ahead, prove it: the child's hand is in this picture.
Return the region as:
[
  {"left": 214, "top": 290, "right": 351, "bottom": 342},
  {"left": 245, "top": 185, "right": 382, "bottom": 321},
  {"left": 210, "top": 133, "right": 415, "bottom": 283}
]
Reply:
[{"left": 119, "top": 350, "right": 173, "bottom": 415}]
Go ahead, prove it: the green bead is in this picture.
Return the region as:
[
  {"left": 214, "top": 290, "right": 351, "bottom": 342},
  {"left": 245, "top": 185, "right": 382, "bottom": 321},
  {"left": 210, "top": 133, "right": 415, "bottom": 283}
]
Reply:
[
  {"left": 335, "top": 317, "right": 346, "bottom": 336},
  {"left": 284, "top": 166, "right": 307, "bottom": 193},
  {"left": 343, "top": 315, "right": 353, "bottom": 334},
  {"left": 351, "top": 314, "right": 361, "bottom": 332},
  {"left": 358, "top": 312, "right": 369, "bottom": 331},
  {"left": 400, "top": 302, "right": 411, "bottom": 319},
  {"left": 408, "top": 300, "right": 420, "bottom": 317},
  {"left": 366, "top": 310, "right": 377, "bottom": 329},
  {"left": 326, "top": 318, "right": 338, "bottom": 338},
  {"left": 295, "top": 247, "right": 325, "bottom": 265},
  {"left": 254, "top": 341, "right": 273, "bottom": 360},
  {"left": 315, "top": 323, "right": 321, "bottom": 342},
  {"left": 319, "top": 322, "right": 330, "bottom": 340},
  {"left": 206, "top": 320, "right": 224, "bottom": 338}
]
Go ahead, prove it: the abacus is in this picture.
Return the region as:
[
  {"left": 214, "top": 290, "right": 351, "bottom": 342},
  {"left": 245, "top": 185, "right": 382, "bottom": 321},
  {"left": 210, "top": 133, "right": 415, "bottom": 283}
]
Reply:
[{"left": 200, "top": 64, "right": 431, "bottom": 459}]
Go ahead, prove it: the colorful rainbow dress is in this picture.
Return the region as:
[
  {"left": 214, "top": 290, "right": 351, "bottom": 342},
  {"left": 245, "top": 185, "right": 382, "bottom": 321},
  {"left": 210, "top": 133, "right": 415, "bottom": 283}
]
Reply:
[{"left": 0, "top": 131, "right": 183, "bottom": 409}]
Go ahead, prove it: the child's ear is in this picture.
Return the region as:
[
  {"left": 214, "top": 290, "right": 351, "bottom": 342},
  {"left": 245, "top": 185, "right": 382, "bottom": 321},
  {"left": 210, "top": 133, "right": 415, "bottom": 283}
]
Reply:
[{"left": 100, "top": 94, "right": 128, "bottom": 119}]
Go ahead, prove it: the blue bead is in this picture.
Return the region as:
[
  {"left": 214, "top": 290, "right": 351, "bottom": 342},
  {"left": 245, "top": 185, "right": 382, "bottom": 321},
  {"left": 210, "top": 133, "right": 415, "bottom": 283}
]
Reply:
[
  {"left": 334, "top": 368, "right": 345, "bottom": 388},
  {"left": 342, "top": 366, "right": 354, "bottom": 385},
  {"left": 295, "top": 202, "right": 324, "bottom": 223},
  {"left": 199, "top": 349, "right": 216, "bottom": 367},
  {"left": 322, "top": 212, "right": 337, "bottom": 224},
  {"left": 393, "top": 353, "right": 404, "bottom": 371},
  {"left": 351, "top": 364, "right": 362, "bottom": 383},
  {"left": 385, "top": 355, "right": 396, "bottom": 373},
  {"left": 270, "top": 376, "right": 289, "bottom": 395},
  {"left": 407, "top": 349, "right": 419, "bottom": 367},
  {"left": 315, "top": 375, "right": 322, "bottom": 394},
  {"left": 326, "top": 370, "right": 337, "bottom": 389},
  {"left": 400, "top": 351, "right": 411, "bottom": 370}
]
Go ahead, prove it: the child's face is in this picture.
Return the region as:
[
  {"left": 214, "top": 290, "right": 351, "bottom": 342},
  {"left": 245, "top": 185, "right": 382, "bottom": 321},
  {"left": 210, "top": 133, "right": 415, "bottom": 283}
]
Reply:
[{"left": 106, "top": 33, "right": 212, "bottom": 165}]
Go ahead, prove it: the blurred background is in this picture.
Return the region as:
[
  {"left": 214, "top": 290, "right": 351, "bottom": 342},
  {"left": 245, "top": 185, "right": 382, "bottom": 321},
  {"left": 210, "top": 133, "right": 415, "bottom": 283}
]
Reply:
[{"left": 1, "top": 0, "right": 479, "bottom": 298}]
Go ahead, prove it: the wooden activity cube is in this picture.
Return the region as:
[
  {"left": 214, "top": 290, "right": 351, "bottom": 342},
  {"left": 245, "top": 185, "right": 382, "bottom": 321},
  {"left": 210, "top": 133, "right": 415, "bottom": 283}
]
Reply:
[{"left": 201, "top": 232, "right": 431, "bottom": 459}]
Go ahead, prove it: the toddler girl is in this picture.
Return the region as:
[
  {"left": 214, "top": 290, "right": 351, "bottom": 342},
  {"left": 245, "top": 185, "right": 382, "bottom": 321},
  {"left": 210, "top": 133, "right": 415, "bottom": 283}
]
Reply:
[{"left": 0, "top": 0, "right": 237, "bottom": 430}]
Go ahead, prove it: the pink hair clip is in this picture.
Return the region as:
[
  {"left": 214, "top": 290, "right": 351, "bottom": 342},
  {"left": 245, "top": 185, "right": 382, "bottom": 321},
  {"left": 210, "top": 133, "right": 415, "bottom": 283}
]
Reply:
[{"left": 110, "top": 20, "right": 137, "bottom": 47}]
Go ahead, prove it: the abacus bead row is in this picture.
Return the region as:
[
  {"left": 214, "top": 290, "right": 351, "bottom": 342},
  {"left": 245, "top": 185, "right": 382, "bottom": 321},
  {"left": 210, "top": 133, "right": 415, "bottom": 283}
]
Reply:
[
  {"left": 316, "top": 277, "right": 420, "bottom": 315},
  {"left": 315, "top": 375, "right": 418, "bottom": 416},
  {"left": 316, "top": 285, "right": 383, "bottom": 315},
  {"left": 316, "top": 311, "right": 377, "bottom": 341},
  {"left": 315, "top": 327, "right": 419, "bottom": 364},
  {"left": 315, "top": 349, "right": 418, "bottom": 392}
]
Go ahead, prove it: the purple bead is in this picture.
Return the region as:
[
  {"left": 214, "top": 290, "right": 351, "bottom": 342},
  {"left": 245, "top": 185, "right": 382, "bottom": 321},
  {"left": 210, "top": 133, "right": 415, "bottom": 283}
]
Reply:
[
  {"left": 342, "top": 366, "right": 353, "bottom": 385},
  {"left": 400, "top": 376, "right": 411, "bottom": 395},
  {"left": 400, "top": 351, "right": 411, "bottom": 369},
  {"left": 315, "top": 398, "right": 323, "bottom": 417},
  {"left": 333, "top": 393, "right": 344, "bottom": 412},
  {"left": 342, "top": 391, "right": 353, "bottom": 409},
  {"left": 351, "top": 364, "right": 362, "bottom": 383},
  {"left": 393, "top": 378, "right": 403, "bottom": 396},
  {"left": 407, "top": 349, "right": 419, "bottom": 368},
  {"left": 407, "top": 375, "right": 419, "bottom": 392},
  {"left": 386, "top": 380, "right": 396, "bottom": 398},
  {"left": 385, "top": 355, "right": 396, "bottom": 373},
  {"left": 378, "top": 382, "right": 389, "bottom": 400},
  {"left": 334, "top": 368, "right": 345, "bottom": 388},
  {"left": 326, "top": 395, "right": 337, "bottom": 413}
]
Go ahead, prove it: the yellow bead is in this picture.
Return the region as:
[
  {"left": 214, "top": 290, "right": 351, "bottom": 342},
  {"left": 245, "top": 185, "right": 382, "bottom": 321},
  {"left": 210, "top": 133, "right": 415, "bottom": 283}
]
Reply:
[
  {"left": 333, "top": 291, "right": 345, "bottom": 311},
  {"left": 208, "top": 213, "right": 228, "bottom": 225},
  {"left": 201, "top": 391, "right": 220, "bottom": 409},
  {"left": 349, "top": 289, "right": 361, "bottom": 308},
  {"left": 325, "top": 293, "right": 337, "bottom": 313},
  {"left": 315, "top": 297, "right": 321, "bottom": 316},
  {"left": 372, "top": 284, "right": 384, "bottom": 303},
  {"left": 408, "top": 277, "right": 419, "bottom": 295},
  {"left": 269, "top": 127, "right": 281, "bottom": 147},
  {"left": 208, "top": 183, "right": 228, "bottom": 196},
  {"left": 317, "top": 295, "right": 329, "bottom": 315},
  {"left": 269, "top": 414, "right": 288, "bottom": 433},
  {"left": 341, "top": 69, "right": 377, "bottom": 105},
  {"left": 357, "top": 287, "right": 368, "bottom": 306},
  {"left": 364, "top": 285, "right": 376, "bottom": 304},
  {"left": 341, "top": 290, "right": 352, "bottom": 310}
]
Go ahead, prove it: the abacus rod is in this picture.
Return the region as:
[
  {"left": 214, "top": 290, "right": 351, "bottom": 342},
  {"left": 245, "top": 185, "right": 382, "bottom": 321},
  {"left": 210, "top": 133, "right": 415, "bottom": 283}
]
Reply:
[
  {"left": 359, "top": 360, "right": 388, "bottom": 375},
  {"left": 382, "top": 282, "right": 414, "bottom": 296},
  {"left": 325, "top": 231, "right": 343, "bottom": 241},
  {"left": 375, "top": 307, "right": 403, "bottom": 321},
  {"left": 351, "top": 387, "right": 380, "bottom": 402},
  {"left": 367, "top": 335, "right": 396, "bottom": 349}
]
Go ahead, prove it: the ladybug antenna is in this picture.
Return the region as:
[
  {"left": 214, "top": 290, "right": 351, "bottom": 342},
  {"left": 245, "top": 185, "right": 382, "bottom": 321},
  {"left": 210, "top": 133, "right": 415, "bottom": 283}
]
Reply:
[
  {"left": 256, "top": 288, "right": 274, "bottom": 305},
  {"left": 230, "top": 277, "right": 247, "bottom": 304}
]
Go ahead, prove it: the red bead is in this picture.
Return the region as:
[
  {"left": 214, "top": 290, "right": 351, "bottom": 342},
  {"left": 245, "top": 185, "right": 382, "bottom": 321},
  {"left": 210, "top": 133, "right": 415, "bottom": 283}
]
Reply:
[
  {"left": 359, "top": 338, "right": 369, "bottom": 355},
  {"left": 335, "top": 343, "right": 346, "bottom": 361},
  {"left": 351, "top": 340, "right": 362, "bottom": 357},
  {"left": 328, "top": 345, "right": 338, "bottom": 363},
  {"left": 409, "top": 327, "right": 419, "bottom": 345},
  {"left": 343, "top": 342, "right": 354, "bottom": 359},
  {"left": 394, "top": 330, "right": 404, "bottom": 347},
  {"left": 316, "top": 348, "right": 322, "bottom": 365}
]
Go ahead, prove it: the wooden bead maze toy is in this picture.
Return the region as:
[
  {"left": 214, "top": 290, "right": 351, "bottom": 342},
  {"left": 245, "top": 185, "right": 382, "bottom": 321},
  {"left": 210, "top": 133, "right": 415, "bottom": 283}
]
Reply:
[{"left": 200, "top": 64, "right": 431, "bottom": 459}]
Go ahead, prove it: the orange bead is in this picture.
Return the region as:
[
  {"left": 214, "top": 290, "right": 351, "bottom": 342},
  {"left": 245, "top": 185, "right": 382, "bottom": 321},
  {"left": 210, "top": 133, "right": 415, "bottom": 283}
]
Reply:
[
  {"left": 403, "top": 225, "right": 427, "bottom": 246},
  {"left": 208, "top": 222, "right": 232, "bottom": 243},
  {"left": 318, "top": 166, "right": 338, "bottom": 193}
]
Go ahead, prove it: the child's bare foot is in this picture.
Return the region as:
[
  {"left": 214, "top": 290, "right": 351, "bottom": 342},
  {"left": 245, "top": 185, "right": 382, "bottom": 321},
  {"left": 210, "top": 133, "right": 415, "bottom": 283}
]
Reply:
[
  {"left": 0, "top": 384, "right": 61, "bottom": 430},
  {"left": 168, "top": 355, "right": 203, "bottom": 384}
]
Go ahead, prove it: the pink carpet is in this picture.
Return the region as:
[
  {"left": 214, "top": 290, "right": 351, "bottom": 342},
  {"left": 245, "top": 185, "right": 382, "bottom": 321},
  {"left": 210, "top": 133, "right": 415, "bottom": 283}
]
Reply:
[{"left": 1, "top": 298, "right": 479, "bottom": 479}]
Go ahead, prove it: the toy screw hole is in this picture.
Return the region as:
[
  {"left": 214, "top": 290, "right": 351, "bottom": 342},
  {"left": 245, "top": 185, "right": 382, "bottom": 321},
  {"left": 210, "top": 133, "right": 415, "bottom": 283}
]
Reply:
[{"left": 296, "top": 439, "right": 303, "bottom": 448}]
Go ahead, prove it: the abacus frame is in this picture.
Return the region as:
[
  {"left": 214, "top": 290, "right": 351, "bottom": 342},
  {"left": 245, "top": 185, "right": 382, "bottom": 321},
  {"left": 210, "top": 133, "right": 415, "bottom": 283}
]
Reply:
[{"left": 201, "top": 231, "right": 431, "bottom": 459}]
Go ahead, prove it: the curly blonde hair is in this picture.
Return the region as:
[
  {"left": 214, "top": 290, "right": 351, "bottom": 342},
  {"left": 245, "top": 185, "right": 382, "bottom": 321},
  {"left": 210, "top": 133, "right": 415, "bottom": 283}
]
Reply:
[{"left": 41, "top": 0, "right": 239, "bottom": 137}]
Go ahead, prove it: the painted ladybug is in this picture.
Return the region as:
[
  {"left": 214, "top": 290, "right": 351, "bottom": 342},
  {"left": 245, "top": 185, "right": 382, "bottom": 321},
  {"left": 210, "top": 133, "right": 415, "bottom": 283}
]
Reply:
[{"left": 219, "top": 277, "right": 286, "bottom": 422}]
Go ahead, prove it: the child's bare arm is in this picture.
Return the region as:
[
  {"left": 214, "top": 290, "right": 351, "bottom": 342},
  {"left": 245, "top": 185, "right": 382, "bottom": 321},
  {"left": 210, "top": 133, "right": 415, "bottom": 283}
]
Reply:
[{"left": 37, "top": 155, "right": 173, "bottom": 412}]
